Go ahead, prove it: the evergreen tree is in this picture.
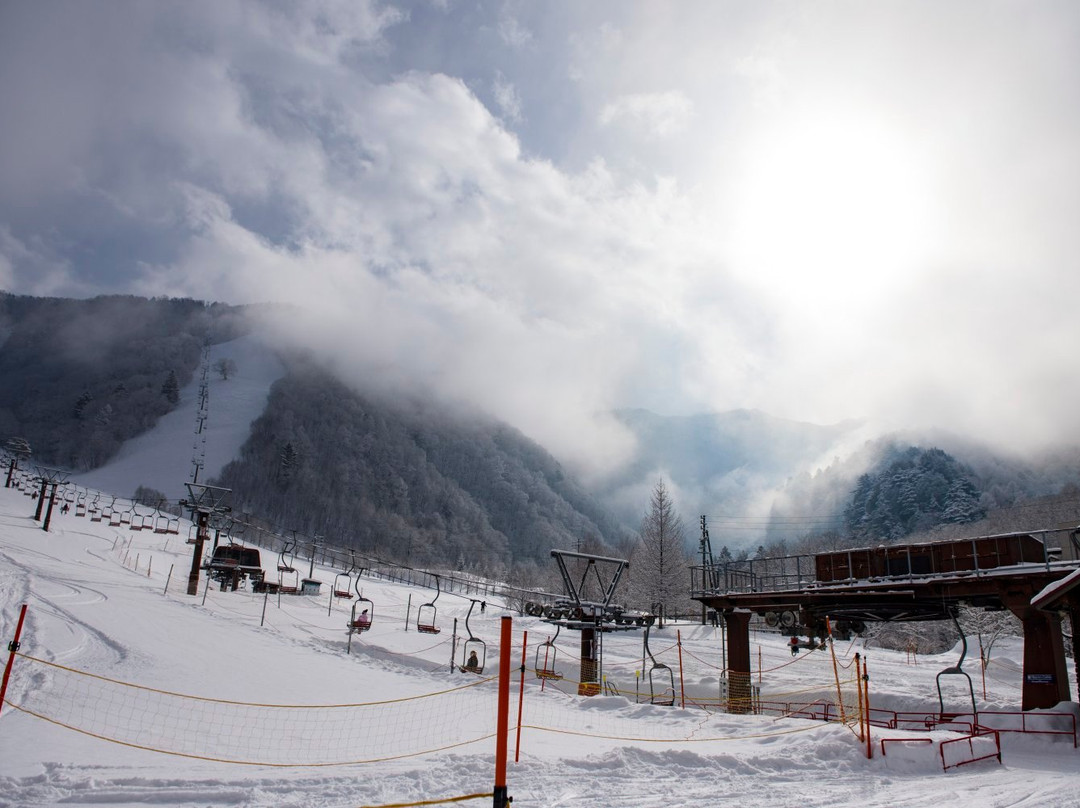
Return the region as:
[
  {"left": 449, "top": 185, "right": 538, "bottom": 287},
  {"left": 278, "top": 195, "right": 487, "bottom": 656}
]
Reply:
[
  {"left": 278, "top": 441, "right": 299, "bottom": 484},
  {"left": 72, "top": 390, "right": 93, "bottom": 420},
  {"left": 161, "top": 371, "right": 180, "bottom": 404},
  {"left": 943, "top": 479, "right": 986, "bottom": 523}
]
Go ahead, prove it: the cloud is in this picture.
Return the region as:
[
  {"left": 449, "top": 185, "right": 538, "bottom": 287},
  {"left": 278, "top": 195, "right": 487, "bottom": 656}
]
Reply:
[
  {"left": 3, "top": 0, "right": 1080, "bottom": 476},
  {"left": 598, "top": 91, "right": 694, "bottom": 138},
  {"left": 492, "top": 71, "right": 523, "bottom": 123},
  {"left": 498, "top": 10, "right": 533, "bottom": 49}
]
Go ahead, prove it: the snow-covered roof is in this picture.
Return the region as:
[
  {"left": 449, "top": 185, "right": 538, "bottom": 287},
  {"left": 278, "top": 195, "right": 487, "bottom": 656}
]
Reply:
[{"left": 1032, "top": 567, "right": 1080, "bottom": 610}]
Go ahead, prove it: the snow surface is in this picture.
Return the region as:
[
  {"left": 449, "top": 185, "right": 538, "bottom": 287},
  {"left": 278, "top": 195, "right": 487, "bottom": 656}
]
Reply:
[
  {"left": 1, "top": 482, "right": 1079, "bottom": 807},
  {"left": 72, "top": 334, "right": 284, "bottom": 502}
]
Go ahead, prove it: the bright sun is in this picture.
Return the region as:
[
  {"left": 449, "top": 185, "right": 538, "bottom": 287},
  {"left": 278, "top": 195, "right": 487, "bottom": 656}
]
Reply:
[{"left": 729, "top": 115, "right": 938, "bottom": 311}]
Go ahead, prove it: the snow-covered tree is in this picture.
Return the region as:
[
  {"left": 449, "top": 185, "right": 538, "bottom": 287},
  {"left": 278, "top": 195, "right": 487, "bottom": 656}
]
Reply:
[
  {"left": 957, "top": 602, "right": 1021, "bottom": 664},
  {"left": 630, "top": 480, "right": 690, "bottom": 622}
]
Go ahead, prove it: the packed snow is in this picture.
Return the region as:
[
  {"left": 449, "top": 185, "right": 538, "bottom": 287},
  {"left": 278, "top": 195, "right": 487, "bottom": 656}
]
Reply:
[{"left": 1, "top": 481, "right": 1079, "bottom": 807}]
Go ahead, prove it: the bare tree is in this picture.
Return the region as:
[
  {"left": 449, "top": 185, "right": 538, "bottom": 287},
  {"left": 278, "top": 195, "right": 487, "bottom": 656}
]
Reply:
[
  {"left": 631, "top": 480, "right": 690, "bottom": 623},
  {"left": 958, "top": 602, "right": 1022, "bottom": 665},
  {"left": 213, "top": 358, "right": 238, "bottom": 380}
]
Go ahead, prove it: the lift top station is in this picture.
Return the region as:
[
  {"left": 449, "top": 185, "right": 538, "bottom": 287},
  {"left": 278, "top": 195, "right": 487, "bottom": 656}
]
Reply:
[{"left": 528, "top": 549, "right": 653, "bottom": 696}]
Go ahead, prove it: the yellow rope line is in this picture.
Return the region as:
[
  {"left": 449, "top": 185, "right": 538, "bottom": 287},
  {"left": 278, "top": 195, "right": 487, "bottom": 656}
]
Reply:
[
  {"left": 519, "top": 719, "right": 833, "bottom": 744},
  {"left": 3, "top": 699, "right": 496, "bottom": 767},
  {"left": 15, "top": 652, "right": 495, "bottom": 707},
  {"left": 761, "top": 677, "right": 858, "bottom": 700},
  {"left": 359, "top": 793, "right": 492, "bottom": 808}
]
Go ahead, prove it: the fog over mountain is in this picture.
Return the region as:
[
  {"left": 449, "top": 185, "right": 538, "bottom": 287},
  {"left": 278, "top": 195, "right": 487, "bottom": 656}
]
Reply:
[{"left": 5, "top": 293, "right": 1080, "bottom": 570}]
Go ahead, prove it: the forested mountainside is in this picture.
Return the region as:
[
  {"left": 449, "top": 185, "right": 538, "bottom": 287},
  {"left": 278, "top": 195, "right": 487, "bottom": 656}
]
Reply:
[
  {"left": 212, "top": 362, "right": 632, "bottom": 572},
  {"left": 761, "top": 439, "right": 1080, "bottom": 554},
  {"left": 843, "top": 446, "right": 986, "bottom": 540},
  {"left": 0, "top": 293, "right": 248, "bottom": 469}
]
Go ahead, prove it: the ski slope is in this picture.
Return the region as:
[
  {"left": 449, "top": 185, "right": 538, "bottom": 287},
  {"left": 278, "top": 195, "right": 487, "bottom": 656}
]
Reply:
[
  {"left": 72, "top": 333, "right": 284, "bottom": 503},
  {"left": 1, "top": 482, "right": 1079, "bottom": 807}
]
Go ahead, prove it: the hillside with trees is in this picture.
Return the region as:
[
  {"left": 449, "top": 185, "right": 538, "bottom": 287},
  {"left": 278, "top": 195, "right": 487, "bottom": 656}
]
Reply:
[
  {"left": 212, "top": 360, "right": 632, "bottom": 574},
  {"left": 0, "top": 293, "right": 249, "bottom": 470},
  {"left": 844, "top": 446, "right": 986, "bottom": 540}
]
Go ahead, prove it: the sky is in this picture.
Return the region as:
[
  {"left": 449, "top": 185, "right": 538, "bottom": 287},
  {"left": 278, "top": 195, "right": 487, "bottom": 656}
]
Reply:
[
  {"left": 2, "top": 1, "right": 1080, "bottom": 469},
  {"left": 3, "top": 481, "right": 1080, "bottom": 806}
]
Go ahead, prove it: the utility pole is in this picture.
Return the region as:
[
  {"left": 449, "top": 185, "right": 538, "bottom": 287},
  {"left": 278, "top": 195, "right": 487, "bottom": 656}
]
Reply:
[
  {"left": 190, "top": 338, "right": 211, "bottom": 485},
  {"left": 700, "top": 515, "right": 709, "bottom": 625},
  {"left": 180, "top": 483, "right": 231, "bottom": 596}
]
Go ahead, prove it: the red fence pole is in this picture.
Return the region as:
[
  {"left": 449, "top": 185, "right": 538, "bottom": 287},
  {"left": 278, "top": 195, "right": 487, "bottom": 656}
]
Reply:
[
  {"left": 493, "top": 615, "right": 512, "bottom": 808},
  {"left": 0, "top": 604, "right": 28, "bottom": 718},
  {"left": 854, "top": 654, "right": 864, "bottom": 742}
]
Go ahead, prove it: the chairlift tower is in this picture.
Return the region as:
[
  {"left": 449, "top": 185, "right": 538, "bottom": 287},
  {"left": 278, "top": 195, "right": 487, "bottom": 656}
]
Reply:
[
  {"left": 33, "top": 465, "right": 69, "bottom": 531},
  {"left": 543, "top": 549, "right": 647, "bottom": 696},
  {"left": 179, "top": 482, "right": 232, "bottom": 595},
  {"left": 4, "top": 437, "right": 31, "bottom": 489}
]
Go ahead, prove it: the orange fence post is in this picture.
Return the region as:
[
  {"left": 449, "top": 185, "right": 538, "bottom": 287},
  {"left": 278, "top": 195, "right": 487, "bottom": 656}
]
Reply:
[
  {"left": 493, "top": 615, "right": 512, "bottom": 808},
  {"left": 863, "top": 659, "right": 872, "bottom": 759},
  {"left": 515, "top": 630, "right": 527, "bottom": 763},
  {"left": 0, "top": 604, "right": 28, "bottom": 718}
]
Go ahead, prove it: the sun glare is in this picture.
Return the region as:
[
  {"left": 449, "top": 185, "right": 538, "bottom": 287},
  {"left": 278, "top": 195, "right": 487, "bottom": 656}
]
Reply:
[{"left": 729, "top": 116, "right": 938, "bottom": 311}]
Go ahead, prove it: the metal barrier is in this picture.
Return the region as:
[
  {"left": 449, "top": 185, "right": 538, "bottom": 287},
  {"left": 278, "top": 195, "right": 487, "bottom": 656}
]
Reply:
[
  {"left": 940, "top": 729, "right": 1001, "bottom": 771},
  {"left": 975, "top": 710, "right": 1077, "bottom": 747}
]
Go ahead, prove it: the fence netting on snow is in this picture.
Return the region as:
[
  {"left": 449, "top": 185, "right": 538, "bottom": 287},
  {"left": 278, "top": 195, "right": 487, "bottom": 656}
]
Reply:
[{"left": 5, "top": 653, "right": 497, "bottom": 766}]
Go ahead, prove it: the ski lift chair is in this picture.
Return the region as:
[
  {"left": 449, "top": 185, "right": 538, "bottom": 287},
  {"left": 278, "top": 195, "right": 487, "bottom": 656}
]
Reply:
[
  {"left": 936, "top": 611, "right": 978, "bottom": 723},
  {"left": 278, "top": 567, "right": 300, "bottom": 594},
  {"left": 333, "top": 570, "right": 354, "bottom": 599},
  {"left": 186, "top": 523, "right": 199, "bottom": 545},
  {"left": 417, "top": 574, "right": 442, "bottom": 634},
  {"left": 644, "top": 626, "right": 675, "bottom": 706},
  {"left": 534, "top": 625, "right": 563, "bottom": 680},
  {"left": 119, "top": 505, "right": 132, "bottom": 526},
  {"left": 89, "top": 494, "right": 102, "bottom": 521},
  {"left": 277, "top": 535, "right": 299, "bottom": 593},
  {"left": 129, "top": 503, "right": 149, "bottom": 531},
  {"left": 460, "top": 600, "right": 487, "bottom": 674},
  {"left": 277, "top": 538, "right": 296, "bottom": 574},
  {"left": 346, "top": 580, "right": 374, "bottom": 654}
]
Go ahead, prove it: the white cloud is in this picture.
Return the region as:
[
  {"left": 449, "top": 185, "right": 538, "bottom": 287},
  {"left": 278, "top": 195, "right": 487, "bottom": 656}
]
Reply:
[
  {"left": 492, "top": 72, "right": 523, "bottom": 123},
  {"left": 4, "top": 0, "right": 1080, "bottom": 466},
  {"left": 598, "top": 91, "right": 694, "bottom": 138},
  {"left": 497, "top": 10, "right": 533, "bottom": 49}
]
